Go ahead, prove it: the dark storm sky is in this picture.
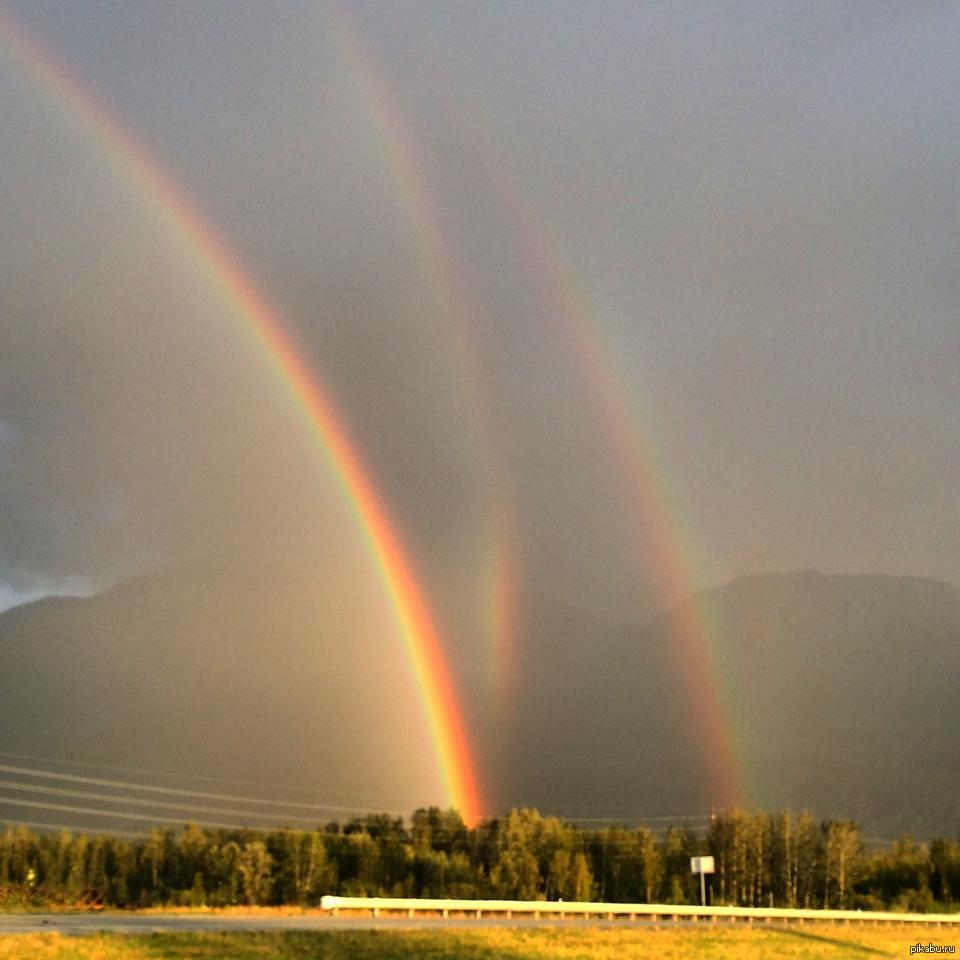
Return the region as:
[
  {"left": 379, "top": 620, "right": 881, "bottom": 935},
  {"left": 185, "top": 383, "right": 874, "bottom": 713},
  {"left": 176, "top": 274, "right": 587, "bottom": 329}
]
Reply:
[{"left": 1, "top": 0, "right": 958, "bottom": 619}]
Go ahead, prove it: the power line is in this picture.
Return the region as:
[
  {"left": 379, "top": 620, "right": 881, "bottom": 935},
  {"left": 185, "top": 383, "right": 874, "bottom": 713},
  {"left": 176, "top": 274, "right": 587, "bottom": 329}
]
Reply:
[
  {"left": 0, "top": 753, "right": 754, "bottom": 820},
  {"left": 553, "top": 814, "right": 712, "bottom": 824},
  {"left": 0, "top": 764, "right": 404, "bottom": 816},
  {"left": 0, "top": 778, "right": 328, "bottom": 825},
  {"left": 0, "top": 758, "right": 902, "bottom": 844},
  {"left": 0, "top": 804, "right": 904, "bottom": 853},
  {"left": 0, "top": 794, "right": 276, "bottom": 832},
  {"left": 0, "top": 750, "right": 436, "bottom": 808},
  {"left": 0, "top": 818, "right": 144, "bottom": 840},
  {"left": 0, "top": 761, "right": 715, "bottom": 827}
]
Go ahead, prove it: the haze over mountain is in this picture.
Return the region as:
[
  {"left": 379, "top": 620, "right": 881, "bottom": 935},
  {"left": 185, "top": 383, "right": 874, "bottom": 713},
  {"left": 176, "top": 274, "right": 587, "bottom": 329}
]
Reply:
[
  {"left": 498, "top": 570, "right": 960, "bottom": 838},
  {"left": 1, "top": 567, "right": 956, "bottom": 839},
  {"left": 0, "top": 560, "right": 445, "bottom": 816}
]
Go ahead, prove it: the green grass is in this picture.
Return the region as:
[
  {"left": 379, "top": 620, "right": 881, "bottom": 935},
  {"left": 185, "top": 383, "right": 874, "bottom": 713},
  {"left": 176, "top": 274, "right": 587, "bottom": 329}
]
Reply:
[{"left": 0, "top": 926, "right": 956, "bottom": 960}]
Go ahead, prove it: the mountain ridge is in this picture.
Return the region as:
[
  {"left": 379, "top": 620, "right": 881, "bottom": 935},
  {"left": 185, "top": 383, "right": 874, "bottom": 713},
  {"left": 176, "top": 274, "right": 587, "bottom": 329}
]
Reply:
[{"left": 0, "top": 567, "right": 956, "bottom": 837}]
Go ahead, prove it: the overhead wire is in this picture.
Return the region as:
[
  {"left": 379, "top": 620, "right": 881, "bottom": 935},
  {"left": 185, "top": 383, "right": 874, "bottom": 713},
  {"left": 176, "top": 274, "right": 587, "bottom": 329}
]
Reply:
[
  {"left": 0, "top": 750, "right": 435, "bottom": 807},
  {"left": 0, "top": 779, "right": 329, "bottom": 825},
  {"left": 0, "top": 818, "right": 145, "bottom": 839},
  {"left": 0, "top": 754, "right": 734, "bottom": 820},
  {"left": 0, "top": 795, "right": 284, "bottom": 832},
  {"left": 0, "top": 757, "right": 896, "bottom": 847},
  {"left": 0, "top": 764, "right": 404, "bottom": 816}
]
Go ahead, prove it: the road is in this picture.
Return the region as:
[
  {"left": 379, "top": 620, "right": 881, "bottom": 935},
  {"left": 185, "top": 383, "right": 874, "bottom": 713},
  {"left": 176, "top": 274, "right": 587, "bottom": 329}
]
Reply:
[{"left": 0, "top": 913, "right": 693, "bottom": 935}]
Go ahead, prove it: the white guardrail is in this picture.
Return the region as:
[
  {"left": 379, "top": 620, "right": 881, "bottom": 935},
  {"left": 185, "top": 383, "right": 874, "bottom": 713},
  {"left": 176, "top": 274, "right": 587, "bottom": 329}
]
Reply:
[{"left": 320, "top": 895, "right": 960, "bottom": 925}]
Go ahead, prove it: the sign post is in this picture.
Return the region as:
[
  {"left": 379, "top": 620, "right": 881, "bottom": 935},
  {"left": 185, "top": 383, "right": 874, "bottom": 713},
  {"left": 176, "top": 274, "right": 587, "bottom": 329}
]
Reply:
[{"left": 690, "top": 856, "right": 715, "bottom": 907}]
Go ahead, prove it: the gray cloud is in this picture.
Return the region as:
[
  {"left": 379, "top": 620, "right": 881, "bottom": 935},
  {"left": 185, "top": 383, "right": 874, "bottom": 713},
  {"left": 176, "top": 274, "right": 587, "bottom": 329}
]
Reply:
[{"left": 1, "top": 1, "right": 957, "bottom": 634}]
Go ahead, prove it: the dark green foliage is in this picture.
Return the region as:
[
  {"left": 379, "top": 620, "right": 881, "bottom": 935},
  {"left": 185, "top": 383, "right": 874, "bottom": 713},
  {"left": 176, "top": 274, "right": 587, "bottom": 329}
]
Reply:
[{"left": 0, "top": 806, "right": 958, "bottom": 911}]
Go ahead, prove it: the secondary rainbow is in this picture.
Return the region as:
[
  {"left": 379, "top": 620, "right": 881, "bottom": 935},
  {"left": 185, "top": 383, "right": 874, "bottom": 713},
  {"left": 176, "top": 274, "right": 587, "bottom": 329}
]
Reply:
[
  {"left": 0, "top": 12, "right": 482, "bottom": 824},
  {"left": 322, "top": 18, "right": 750, "bottom": 805},
  {"left": 331, "top": 9, "right": 519, "bottom": 698},
  {"left": 425, "top": 89, "right": 749, "bottom": 807},
  {"left": 469, "top": 127, "right": 749, "bottom": 807}
]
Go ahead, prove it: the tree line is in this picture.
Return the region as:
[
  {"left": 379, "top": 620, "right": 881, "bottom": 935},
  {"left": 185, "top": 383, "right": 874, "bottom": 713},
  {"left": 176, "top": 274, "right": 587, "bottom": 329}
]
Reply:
[{"left": 0, "top": 807, "right": 957, "bottom": 912}]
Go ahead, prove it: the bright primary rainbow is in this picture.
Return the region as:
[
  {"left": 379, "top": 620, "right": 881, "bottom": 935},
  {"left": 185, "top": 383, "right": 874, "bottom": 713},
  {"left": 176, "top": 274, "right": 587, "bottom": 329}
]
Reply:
[{"left": 0, "top": 12, "right": 482, "bottom": 825}]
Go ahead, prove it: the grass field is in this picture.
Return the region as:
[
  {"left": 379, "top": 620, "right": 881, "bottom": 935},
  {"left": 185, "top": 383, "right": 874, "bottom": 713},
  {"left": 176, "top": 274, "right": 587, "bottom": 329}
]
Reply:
[{"left": 0, "top": 926, "right": 955, "bottom": 959}]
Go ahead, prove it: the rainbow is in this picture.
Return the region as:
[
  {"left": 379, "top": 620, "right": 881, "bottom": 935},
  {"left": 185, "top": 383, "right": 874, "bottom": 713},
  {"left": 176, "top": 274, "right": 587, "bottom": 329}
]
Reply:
[
  {"left": 451, "top": 111, "right": 750, "bottom": 807},
  {"left": 0, "top": 12, "right": 482, "bottom": 824},
  {"left": 331, "top": 10, "right": 518, "bottom": 698},
  {"left": 319, "top": 12, "right": 749, "bottom": 806}
]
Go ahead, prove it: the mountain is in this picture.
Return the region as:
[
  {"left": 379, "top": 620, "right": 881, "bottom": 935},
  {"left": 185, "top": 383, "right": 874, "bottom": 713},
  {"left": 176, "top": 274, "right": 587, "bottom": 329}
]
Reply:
[
  {"left": 494, "top": 571, "right": 960, "bottom": 838},
  {"left": 0, "top": 561, "right": 445, "bottom": 823},
  {"left": 0, "top": 568, "right": 957, "bottom": 838}
]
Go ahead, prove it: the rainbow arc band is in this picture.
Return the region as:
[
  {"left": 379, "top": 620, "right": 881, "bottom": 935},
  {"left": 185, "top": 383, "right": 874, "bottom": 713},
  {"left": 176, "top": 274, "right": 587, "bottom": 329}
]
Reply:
[
  {"left": 327, "top": 6, "right": 747, "bottom": 807},
  {"left": 0, "top": 11, "right": 481, "bottom": 825}
]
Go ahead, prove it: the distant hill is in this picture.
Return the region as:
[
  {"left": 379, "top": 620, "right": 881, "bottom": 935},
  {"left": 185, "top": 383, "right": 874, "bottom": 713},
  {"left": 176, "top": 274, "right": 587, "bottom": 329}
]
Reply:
[
  {"left": 0, "top": 561, "right": 445, "bottom": 823},
  {"left": 0, "top": 568, "right": 957, "bottom": 838},
  {"left": 496, "top": 571, "right": 960, "bottom": 838}
]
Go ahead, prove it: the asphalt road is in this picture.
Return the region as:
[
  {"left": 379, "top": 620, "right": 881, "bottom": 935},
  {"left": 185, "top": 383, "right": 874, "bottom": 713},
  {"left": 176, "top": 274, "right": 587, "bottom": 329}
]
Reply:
[
  {"left": 0, "top": 913, "right": 691, "bottom": 935},
  {"left": 1, "top": 913, "right": 945, "bottom": 937}
]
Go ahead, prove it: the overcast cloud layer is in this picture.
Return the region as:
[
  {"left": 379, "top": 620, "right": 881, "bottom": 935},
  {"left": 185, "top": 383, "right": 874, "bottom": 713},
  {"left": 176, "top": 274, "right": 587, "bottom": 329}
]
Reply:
[{"left": 1, "top": 3, "right": 957, "bottom": 622}]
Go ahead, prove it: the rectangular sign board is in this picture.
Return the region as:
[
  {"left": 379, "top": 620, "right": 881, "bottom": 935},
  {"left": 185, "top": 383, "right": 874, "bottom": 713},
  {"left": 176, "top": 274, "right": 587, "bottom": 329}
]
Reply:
[{"left": 690, "top": 856, "right": 715, "bottom": 874}]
